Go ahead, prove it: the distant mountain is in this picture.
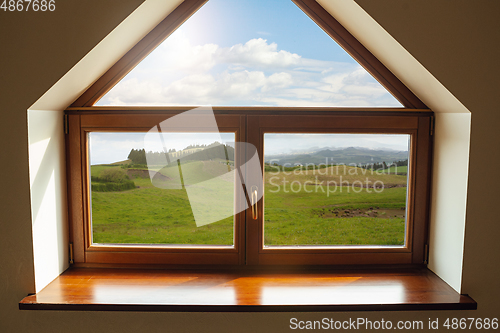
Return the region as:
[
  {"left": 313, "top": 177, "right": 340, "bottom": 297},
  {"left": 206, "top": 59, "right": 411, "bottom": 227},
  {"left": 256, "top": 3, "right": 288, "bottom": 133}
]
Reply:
[{"left": 265, "top": 147, "right": 408, "bottom": 166}]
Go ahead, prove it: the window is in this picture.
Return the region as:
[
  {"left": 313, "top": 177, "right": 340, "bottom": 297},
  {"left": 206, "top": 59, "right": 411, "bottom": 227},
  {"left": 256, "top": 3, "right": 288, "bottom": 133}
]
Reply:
[
  {"left": 94, "top": 0, "right": 403, "bottom": 108},
  {"left": 244, "top": 113, "right": 431, "bottom": 266},
  {"left": 89, "top": 131, "right": 237, "bottom": 246},
  {"left": 66, "top": 0, "right": 432, "bottom": 267},
  {"left": 66, "top": 110, "right": 432, "bottom": 266}
]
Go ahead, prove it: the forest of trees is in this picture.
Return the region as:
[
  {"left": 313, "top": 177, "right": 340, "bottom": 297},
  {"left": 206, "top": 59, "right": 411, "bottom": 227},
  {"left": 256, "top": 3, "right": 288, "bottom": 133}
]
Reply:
[{"left": 127, "top": 142, "right": 235, "bottom": 166}]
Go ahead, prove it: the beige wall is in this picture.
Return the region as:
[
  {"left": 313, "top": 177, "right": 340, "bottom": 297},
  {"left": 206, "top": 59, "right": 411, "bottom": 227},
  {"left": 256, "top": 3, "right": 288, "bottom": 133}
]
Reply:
[
  {"left": 0, "top": 1, "right": 498, "bottom": 332},
  {"left": 356, "top": 0, "right": 500, "bottom": 319}
]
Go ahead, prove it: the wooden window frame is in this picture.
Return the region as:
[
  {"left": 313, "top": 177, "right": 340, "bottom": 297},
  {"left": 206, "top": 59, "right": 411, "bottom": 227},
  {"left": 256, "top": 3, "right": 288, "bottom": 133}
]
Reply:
[
  {"left": 245, "top": 112, "right": 432, "bottom": 266},
  {"left": 71, "top": 0, "right": 427, "bottom": 109},
  {"left": 23, "top": 0, "right": 478, "bottom": 315},
  {"left": 66, "top": 111, "right": 247, "bottom": 266},
  {"left": 65, "top": 0, "right": 432, "bottom": 268},
  {"left": 66, "top": 108, "right": 432, "bottom": 267}
]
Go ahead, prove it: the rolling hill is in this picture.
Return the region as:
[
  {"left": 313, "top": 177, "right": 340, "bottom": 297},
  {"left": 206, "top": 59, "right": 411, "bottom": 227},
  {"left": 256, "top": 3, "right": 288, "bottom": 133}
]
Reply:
[{"left": 265, "top": 146, "right": 408, "bottom": 166}]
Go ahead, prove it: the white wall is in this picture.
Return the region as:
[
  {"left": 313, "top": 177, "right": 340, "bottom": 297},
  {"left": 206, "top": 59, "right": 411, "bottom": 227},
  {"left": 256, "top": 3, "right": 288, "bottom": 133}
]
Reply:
[
  {"left": 27, "top": 0, "right": 183, "bottom": 292},
  {"left": 428, "top": 113, "right": 471, "bottom": 290},
  {"left": 28, "top": 110, "right": 68, "bottom": 292}
]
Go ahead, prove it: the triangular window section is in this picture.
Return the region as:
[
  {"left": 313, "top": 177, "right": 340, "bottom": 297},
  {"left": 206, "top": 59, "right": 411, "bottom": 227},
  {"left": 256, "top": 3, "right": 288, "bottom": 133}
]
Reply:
[{"left": 95, "top": 0, "right": 403, "bottom": 107}]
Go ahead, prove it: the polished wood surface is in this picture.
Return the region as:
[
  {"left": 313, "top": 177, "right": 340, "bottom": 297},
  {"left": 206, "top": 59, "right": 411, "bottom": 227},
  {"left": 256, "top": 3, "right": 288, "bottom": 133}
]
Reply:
[
  {"left": 66, "top": 107, "right": 433, "bottom": 114},
  {"left": 19, "top": 268, "right": 476, "bottom": 312},
  {"left": 66, "top": 115, "right": 85, "bottom": 263}
]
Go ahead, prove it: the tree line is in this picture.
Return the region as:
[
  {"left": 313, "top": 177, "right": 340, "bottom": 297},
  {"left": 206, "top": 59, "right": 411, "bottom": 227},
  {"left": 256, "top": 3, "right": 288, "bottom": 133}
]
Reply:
[{"left": 127, "top": 142, "right": 235, "bottom": 166}]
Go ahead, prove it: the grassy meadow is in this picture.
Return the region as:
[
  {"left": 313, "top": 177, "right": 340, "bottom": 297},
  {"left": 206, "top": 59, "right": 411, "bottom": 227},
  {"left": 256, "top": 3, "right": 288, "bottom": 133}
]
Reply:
[
  {"left": 264, "top": 164, "right": 407, "bottom": 246},
  {"left": 90, "top": 161, "right": 408, "bottom": 246},
  {"left": 90, "top": 160, "right": 234, "bottom": 245}
]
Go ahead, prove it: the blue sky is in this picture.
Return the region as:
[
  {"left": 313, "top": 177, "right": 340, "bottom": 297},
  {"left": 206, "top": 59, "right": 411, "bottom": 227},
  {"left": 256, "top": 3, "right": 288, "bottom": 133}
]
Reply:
[
  {"left": 173, "top": 0, "right": 353, "bottom": 61},
  {"left": 96, "top": 0, "right": 401, "bottom": 107},
  {"left": 90, "top": 0, "right": 405, "bottom": 164}
]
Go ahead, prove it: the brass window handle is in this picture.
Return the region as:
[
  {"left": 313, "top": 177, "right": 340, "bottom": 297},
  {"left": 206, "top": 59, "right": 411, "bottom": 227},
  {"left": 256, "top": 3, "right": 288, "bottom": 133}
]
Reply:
[{"left": 251, "top": 187, "right": 258, "bottom": 220}]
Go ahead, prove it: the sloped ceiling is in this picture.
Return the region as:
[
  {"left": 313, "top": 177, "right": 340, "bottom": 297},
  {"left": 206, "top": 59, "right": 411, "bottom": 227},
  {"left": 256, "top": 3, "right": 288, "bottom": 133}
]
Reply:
[{"left": 354, "top": 0, "right": 500, "bottom": 114}]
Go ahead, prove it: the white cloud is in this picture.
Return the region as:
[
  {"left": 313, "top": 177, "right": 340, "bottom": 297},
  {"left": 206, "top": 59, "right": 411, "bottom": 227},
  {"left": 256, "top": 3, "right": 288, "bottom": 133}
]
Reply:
[
  {"left": 217, "top": 38, "right": 301, "bottom": 68},
  {"left": 97, "top": 30, "right": 402, "bottom": 107},
  {"left": 339, "top": 69, "right": 388, "bottom": 97},
  {"left": 109, "top": 70, "right": 293, "bottom": 105},
  {"left": 138, "top": 33, "right": 302, "bottom": 75}
]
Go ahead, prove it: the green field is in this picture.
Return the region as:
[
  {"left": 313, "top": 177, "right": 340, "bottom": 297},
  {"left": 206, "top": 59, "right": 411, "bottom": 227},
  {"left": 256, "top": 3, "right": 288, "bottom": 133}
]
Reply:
[
  {"left": 90, "top": 160, "right": 234, "bottom": 245},
  {"left": 381, "top": 165, "right": 408, "bottom": 174},
  {"left": 263, "top": 165, "right": 407, "bottom": 246},
  {"left": 90, "top": 163, "right": 408, "bottom": 246}
]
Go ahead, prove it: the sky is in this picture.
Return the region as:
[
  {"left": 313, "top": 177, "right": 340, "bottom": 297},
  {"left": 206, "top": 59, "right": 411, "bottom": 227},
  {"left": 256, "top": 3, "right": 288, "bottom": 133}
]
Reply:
[
  {"left": 89, "top": 132, "right": 235, "bottom": 165},
  {"left": 90, "top": 0, "right": 406, "bottom": 165},
  {"left": 89, "top": 132, "right": 409, "bottom": 165},
  {"left": 95, "top": 0, "right": 401, "bottom": 107},
  {"left": 264, "top": 134, "right": 410, "bottom": 156}
]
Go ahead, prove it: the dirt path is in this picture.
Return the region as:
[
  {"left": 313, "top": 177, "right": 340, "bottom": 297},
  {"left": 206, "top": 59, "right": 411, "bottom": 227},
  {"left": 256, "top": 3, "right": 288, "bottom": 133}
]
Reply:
[{"left": 317, "top": 207, "right": 406, "bottom": 219}]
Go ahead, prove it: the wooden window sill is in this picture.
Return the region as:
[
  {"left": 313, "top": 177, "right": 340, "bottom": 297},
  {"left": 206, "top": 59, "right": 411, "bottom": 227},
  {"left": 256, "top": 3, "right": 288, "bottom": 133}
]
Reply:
[{"left": 19, "top": 267, "right": 476, "bottom": 312}]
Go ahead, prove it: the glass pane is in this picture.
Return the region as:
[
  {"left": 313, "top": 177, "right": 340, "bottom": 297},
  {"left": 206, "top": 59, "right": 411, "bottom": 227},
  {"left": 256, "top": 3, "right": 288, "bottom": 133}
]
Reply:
[
  {"left": 264, "top": 133, "right": 410, "bottom": 247},
  {"left": 96, "top": 0, "right": 402, "bottom": 107},
  {"left": 89, "top": 132, "right": 236, "bottom": 246}
]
